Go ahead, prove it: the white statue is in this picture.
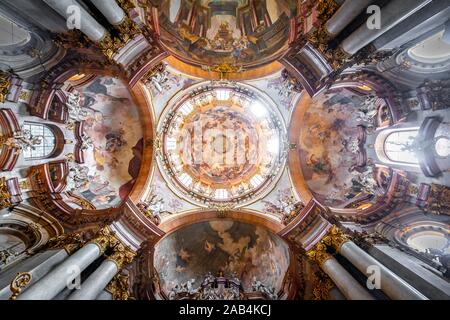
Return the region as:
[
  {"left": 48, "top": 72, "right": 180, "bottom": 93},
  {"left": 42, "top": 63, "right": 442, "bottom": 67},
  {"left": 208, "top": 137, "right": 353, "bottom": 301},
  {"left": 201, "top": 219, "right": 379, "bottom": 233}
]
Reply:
[
  {"left": 3, "top": 128, "right": 43, "bottom": 153},
  {"left": 66, "top": 162, "right": 90, "bottom": 191},
  {"left": 80, "top": 134, "right": 93, "bottom": 151},
  {"left": 356, "top": 95, "right": 379, "bottom": 126},
  {"left": 65, "top": 91, "right": 91, "bottom": 122}
]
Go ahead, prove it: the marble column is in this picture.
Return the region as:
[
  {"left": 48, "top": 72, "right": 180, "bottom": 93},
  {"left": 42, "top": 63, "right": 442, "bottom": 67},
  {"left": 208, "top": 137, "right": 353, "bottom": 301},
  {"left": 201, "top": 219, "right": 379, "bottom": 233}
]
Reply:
[
  {"left": 323, "top": 225, "right": 428, "bottom": 300},
  {"left": 0, "top": 249, "right": 68, "bottom": 300},
  {"left": 90, "top": 0, "right": 126, "bottom": 25},
  {"left": 341, "top": 0, "right": 431, "bottom": 54},
  {"left": 339, "top": 241, "right": 428, "bottom": 300},
  {"left": 322, "top": 256, "right": 374, "bottom": 300},
  {"left": 325, "top": 0, "right": 373, "bottom": 37},
  {"left": 0, "top": 232, "right": 84, "bottom": 300},
  {"left": 307, "top": 242, "right": 374, "bottom": 300},
  {"left": 67, "top": 244, "right": 135, "bottom": 300},
  {"left": 17, "top": 228, "right": 117, "bottom": 300},
  {"left": 42, "top": 0, "right": 107, "bottom": 42}
]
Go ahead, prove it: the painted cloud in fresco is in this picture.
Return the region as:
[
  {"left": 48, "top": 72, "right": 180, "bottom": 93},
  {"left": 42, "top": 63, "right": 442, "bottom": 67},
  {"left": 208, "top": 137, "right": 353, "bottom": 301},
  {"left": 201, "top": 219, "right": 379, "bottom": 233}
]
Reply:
[
  {"left": 154, "top": 220, "right": 290, "bottom": 295},
  {"left": 71, "top": 77, "right": 143, "bottom": 209},
  {"left": 298, "top": 88, "right": 380, "bottom": 207}
]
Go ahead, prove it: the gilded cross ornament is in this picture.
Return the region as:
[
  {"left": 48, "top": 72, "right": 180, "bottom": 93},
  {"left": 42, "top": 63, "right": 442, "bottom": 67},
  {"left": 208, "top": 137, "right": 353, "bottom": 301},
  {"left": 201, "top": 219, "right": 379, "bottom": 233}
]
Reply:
[
  {"left": 205, "top": 63, "right": 244, "bottom": 80},
  {"left": 9, "top": 272, "right": 32, "bottom": 300},
  {"left": 321, "top": 225, "right": 350, "bottom": 252}
]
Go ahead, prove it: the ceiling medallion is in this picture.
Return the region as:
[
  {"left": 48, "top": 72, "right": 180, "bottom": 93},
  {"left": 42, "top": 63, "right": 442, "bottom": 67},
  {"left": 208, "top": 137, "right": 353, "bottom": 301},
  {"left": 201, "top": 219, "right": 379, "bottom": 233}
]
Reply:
[{"left": 156, "top": 81, "right": 288, "bottom": 208}]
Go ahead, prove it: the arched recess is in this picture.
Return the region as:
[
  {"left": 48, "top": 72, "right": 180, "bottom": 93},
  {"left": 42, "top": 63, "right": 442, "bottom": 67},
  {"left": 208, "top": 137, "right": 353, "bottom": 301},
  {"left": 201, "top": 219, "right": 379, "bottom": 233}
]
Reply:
[
  {"left": 20, "top": 52, "right": 167, "bottom": 225},
  {"left": 374, "top": 127, "right": 421, "bottom": 168},
  {"left": 146, "top": 218, "right": 299, "bottom": 300},
  {"left": 288, "top": 76, "right": 412, "bottom": 220},
  {"left": 158, "top": 210, "right": 285, "bottom": 235},
  {"left": 0, "top": 203, "right": 64, "bottom": 270},
  {"left": 21, "top": 122, "right": 65, "bottom": 161},
  {"left": 375, "top": 206, "right": 450, "bottom": 274},
  {"left": 0, "top": 12, "right": 64, "bottom": 78},
  {"left": 0, "top": 108, "right": 20, "bottom": 171}
]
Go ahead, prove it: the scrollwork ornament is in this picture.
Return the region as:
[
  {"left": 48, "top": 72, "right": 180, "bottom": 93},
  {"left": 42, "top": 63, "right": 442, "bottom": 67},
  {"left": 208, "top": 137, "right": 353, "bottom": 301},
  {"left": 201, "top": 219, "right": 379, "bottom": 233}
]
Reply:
[{"left": 9, "top": 272, "right": 32, "bottom": 300}]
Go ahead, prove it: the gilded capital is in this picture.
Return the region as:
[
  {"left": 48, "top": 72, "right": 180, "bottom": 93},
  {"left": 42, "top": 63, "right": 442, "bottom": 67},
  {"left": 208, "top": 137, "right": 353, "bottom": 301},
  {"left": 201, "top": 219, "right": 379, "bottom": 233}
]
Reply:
[
  {"left": 0, "top": 177, "right": 12, "bottom": 210},
  {"left": 90, "top": 227, "right": 119, "bottom": 253},
  {"left": 0, "top": 71, "right": 11, "bottom": 103},
  {"left": 108, "top": 243, "right": 136, "bottom": 270},
  {"left": 322, "top": 225, "right": 350, "bottom": 252},
  {"left": 306, "top": 241, "right": 332, "bottom": 268},
  {"left": 47, "top": 232, "right": 85, "bottom": 254}
]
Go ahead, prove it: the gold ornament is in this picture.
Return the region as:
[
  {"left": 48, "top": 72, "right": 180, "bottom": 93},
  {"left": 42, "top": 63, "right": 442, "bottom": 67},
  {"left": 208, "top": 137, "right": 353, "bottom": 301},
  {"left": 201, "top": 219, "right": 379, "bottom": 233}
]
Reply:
[
  {"left": 115, "top": 16, "right": 140, "bottom": 43},
  {"left": 9, "top": 272, "right": 32, "bottom": 300},
  {"left": 312, "top": 271, "right": 334, "bottom": 300},
  {"left": 46, "top": 232, "right": 85, "bottom": 254},
  {"left": 108, "top": 243, "right": 136, "bottom": 270},
  {"left": 306, "top": 241, "right": 332, "bottom": 268},
  {"left": 0, "top": 177, "right": 12, "bottom": 209},
  {"left": 18, "top": 180, "right": 30, "bottom": 190},
  {"left": 321, "top": 225, "right": 350, "bottom": 252},
  {"left": 90, "top": 227, "right": 119, "bottom": 253},
  {"left": 106, "top": 273, "right": 131, "bottom": 300},
  {"left": 207, "top": 63, "right": 244, "bottom": 80},
  {"left": 0, "top": 71, "right": 11, "bottom": 103}
]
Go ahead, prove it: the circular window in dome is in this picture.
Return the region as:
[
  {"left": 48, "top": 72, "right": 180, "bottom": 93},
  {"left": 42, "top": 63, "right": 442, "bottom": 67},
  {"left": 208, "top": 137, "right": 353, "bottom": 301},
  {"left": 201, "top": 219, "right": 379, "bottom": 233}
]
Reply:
[
  {"left": 156, "top": 82, "right": 287, "bottom": 208},
  {"left": 407, "top": 231, "right": 450, "bottom": 254},
  {"left": 435, "top": 136, "right": 450, "bottom": 158}
]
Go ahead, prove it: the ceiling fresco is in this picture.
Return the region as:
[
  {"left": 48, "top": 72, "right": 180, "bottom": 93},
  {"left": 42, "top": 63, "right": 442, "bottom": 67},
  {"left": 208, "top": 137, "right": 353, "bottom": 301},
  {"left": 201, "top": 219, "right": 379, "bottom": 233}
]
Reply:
[
  {"left": 297, "top": 88, "right": 387, "bottom": 208},
  {"left": 156, "top": 81, "right": 288, "bottom": 207},
  {"left": 152, "top": 0, "right": 294, "bottom": 69},
  {"left": 66, "top": 77, "right": 144, "bottom": 209},
  {"left": 139, "top": 62, "right": 301, "bottom": 224},
  {"left": 154, "top": 219, "right": 290, "bottom": 295}
]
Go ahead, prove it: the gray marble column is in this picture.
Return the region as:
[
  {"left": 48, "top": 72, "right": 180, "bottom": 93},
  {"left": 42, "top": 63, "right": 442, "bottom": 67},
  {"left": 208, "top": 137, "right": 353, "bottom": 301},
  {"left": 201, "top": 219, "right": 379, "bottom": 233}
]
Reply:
[
  {"left": 321, "top": 256, "right": 375, "bottom": 300},
  {"left": 90, "top": 0, "right": 126, "bottom": 25},
  {"left": 67, "top": 260, "right": 118, "bottom": 300},
  {"left": 66, "top": 243, "right": 135, "bottom": 300},
  {"left": 341, "top": 0, "right": 431, "bottom": 54},
  {"left": 325, "top": 0, "right": 373, "bottom": 37},
  {"left": 340, "top": 241, "right": 428, "bottom": 299},
  {"left": 0, "top": 249, "right": 68, "bottom": 300},
  {"left": 17, "top": 243, "right": 101, "bottom": 300},
  {"left": 42, "top": 0, "right": 107, "bottom": 42}
]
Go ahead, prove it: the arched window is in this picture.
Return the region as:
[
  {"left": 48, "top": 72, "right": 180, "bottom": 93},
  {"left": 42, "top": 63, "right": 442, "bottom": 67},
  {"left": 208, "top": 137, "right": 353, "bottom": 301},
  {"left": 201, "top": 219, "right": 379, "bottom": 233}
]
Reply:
[
  {"left": 384, "top": 130, "right": 419, "bottom": 164},
  {"left": 22, "top": 122, "right": 56, "bottom": 160}
]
